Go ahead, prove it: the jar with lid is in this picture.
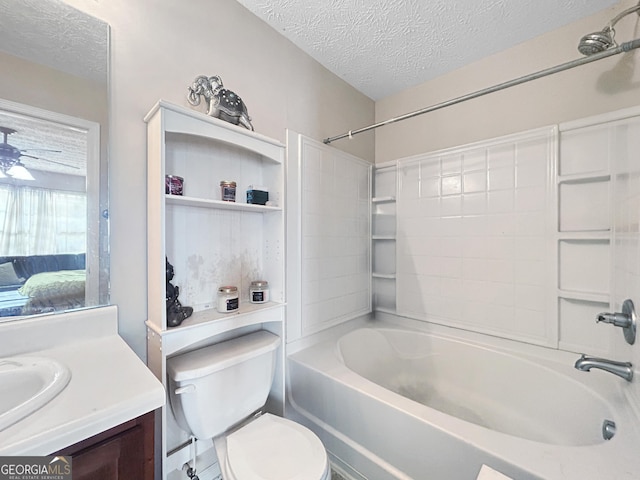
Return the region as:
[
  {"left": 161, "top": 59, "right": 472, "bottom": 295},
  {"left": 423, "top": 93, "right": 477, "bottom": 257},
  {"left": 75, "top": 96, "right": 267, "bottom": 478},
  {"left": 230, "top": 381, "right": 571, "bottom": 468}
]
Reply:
[
  {"left": 250, "top": 280, "right": 269, "bottom": 304},
  {"left": 217, "top": 286, "right": 239, "bottom": 313},
  {"left": 220, "top": 181, "right": 237, "bottom": 202}
]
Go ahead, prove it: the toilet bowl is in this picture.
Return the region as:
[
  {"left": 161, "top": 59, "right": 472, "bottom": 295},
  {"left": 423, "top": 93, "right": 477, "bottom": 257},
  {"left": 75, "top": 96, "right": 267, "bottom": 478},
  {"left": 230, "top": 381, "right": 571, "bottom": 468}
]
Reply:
[
  {"left": 214, "top": 413, "right": 330, "bottom": 480},
  {"left": 166, "top": 330, "right": 330, "bottom": 480}
]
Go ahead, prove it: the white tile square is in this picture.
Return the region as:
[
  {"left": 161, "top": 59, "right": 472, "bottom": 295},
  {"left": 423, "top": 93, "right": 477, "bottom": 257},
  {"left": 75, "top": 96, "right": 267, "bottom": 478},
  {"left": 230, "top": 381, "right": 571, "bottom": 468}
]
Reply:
[
  {"left": 440, "top": 257, "right": 462, "bottom": 278},
  {"left": 486, "top": 236, "right": 515, "bottom": 260},
  {"left": 488, "top": 190, "right": 514, "bottom": 214},
  {"left": 487, "top": 144, "right": 515, "bottom": 169},
  {"left": 515, "top": 284, "right": 545, "bottom": 311},
  {"left": 516, "top": 212, "right": 546, "bottom": 236},
  {"left": 515, "top": 186, "right": 546, "bottom": 213},
  {"left": 488, "top": 167, "right": 515, "bottom": 191},
  {"left": 463, "top": 192, "right": 487, "bottom": 215},
  {"left": 440, "top": 236, "right": 462, "bottom": 257},
  {"left": 463, "top": 215, "right": 487, "bottom": 236},
  {"left": 463, "top": 149, "right": 486, "bottom": 172},
  {"left": 421, "top": 176, "right": 440, "bottom": 198},
  {"left": 462, "top": 237, "right": 488, "bottom": 259},
  {"left": 515, "top": 236, "right": 547, "bottom": 261},
  {"left": 462, "top": 258, "right": 487, "bottom": 281},
  {"left": 441, "top": 154, "right": 462, "bottom": 174},
  {"left": 516, "top": 159, "right": 548, "bottom": 188},
  {"left": 485, "top": 259, "right": 514, "bottom": 283},
  {"left": 442, "top": 175, "right": 462, "bottom": 196},
  {"left": 486, "top": 213, "right": 516, "bottom": 236},
  {"left": 420, "top": 157, "right": 440, "bottom": 178},
  {"left": 441, "top": 195, "right": 462, "bottom": 216},
  {"left": 515, "top": 259, "right": 546, "bottom": 286},
  {"left": 440, "top": 216, "right": 463, "bottom": 236},
  {"left": 464, "top": 171, "right": 487, "bottom": 193}
]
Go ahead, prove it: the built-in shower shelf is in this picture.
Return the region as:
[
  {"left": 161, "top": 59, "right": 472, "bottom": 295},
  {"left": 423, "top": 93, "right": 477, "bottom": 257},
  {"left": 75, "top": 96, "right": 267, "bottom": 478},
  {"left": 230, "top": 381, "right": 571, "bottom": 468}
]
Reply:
[
  {"left": 372, "top": 196, "right": 396, "bottom": 204},
  {"left": 557, "top": 172, "right": 610, "bottom": 184},
  {"left": 372, "top": 273, "right": 396, "bottom": 279},
  {"left": 557, "top": 231, "right": 610, "bottom": 241},
  {"left": 372, "top": 235, "right": 396, "bottom": 240},
  {"left": 557, "top": 289, "right": 609, "bottom": 303}
]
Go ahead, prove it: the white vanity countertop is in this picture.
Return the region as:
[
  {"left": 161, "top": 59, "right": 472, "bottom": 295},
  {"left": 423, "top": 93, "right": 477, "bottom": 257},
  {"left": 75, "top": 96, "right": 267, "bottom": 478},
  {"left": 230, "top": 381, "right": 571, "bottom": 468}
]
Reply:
[{"left": 0, "top": 305, "right": 165, "bottom": 455}]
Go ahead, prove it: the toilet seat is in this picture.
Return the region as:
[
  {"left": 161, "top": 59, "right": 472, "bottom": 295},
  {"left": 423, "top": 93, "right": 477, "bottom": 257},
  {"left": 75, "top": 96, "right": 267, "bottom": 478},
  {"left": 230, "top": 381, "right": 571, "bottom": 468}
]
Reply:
[{"left": 214, "top": 413, "right": 330, "bottom": 480}]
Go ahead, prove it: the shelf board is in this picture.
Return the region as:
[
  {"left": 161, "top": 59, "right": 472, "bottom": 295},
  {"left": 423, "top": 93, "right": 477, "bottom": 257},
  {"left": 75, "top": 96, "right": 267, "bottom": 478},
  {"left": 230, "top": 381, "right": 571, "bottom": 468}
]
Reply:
[
  {"left": 372, "top": 196, "right": 396, "bottom": 204},
  {"left": 166, "top": 194, "right": 282, "bottom": 212},
  {"left": 372, "top": 273, "right": 396, "bottom": 279},
  {"left": 557, "top": 231, "right": 610, "bottom": 241},
  {"left": 557, "top": 289, "right": 609, "bottom": 303},
  {"left": 147, "top": 302, "right": 286, "bottom": 354},
  {"left": 372, "top": 235, "right": 396, "bottom": 240},
  {"left": 557, "top": 172, "right": 610, "bottom": 184}
]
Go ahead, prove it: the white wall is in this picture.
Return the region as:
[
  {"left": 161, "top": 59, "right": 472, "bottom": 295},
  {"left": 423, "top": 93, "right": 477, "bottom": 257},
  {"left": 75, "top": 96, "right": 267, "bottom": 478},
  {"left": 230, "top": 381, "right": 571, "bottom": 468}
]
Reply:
[{"left": 61, "top": 0, "right": 375, "bottom": 358}]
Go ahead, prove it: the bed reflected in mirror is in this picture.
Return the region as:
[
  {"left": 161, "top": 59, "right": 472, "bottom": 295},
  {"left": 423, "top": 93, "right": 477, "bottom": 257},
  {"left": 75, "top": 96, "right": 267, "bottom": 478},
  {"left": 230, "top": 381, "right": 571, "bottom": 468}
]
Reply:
[{"left": 0, "top": 0, "right": 109, "bottom": 319}]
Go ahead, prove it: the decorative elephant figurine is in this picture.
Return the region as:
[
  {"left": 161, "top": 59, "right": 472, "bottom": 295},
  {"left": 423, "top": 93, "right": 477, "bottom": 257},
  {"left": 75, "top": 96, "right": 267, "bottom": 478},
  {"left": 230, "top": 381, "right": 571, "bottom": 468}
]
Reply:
[{"left": 187, "top": 75, "right": 254, "bottom": 131}]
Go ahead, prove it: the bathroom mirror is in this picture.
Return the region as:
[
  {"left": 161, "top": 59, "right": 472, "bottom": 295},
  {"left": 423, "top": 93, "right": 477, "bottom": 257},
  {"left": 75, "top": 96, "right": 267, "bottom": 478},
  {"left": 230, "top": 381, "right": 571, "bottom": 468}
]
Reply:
[{"left": 0, "top": 0, "right": 109, "bottom": 319}]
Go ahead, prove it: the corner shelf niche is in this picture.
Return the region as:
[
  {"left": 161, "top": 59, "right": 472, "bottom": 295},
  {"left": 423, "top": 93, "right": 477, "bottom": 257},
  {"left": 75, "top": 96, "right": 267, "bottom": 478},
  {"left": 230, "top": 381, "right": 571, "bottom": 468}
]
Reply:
[
  {"left": 144, "top": 100, "right": 286, "bottom": 479},
  {"left": 372, "top": 163, "right": 397, "bottom": 313}
]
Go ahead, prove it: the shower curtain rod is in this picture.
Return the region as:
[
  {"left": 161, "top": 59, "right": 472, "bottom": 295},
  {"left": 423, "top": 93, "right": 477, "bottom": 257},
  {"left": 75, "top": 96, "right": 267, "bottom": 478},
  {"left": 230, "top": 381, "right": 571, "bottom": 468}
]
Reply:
[{"left": 323, "top": 38, "right": 640, "bottom": 144}]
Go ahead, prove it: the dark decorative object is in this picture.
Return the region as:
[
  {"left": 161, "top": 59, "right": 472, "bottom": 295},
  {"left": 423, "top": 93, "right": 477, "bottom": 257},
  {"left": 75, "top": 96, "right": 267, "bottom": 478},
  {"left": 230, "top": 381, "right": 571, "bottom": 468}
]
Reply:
[
  {"left": 166, "top": 257, "right": 193, "bottom": 327},
  {"left": 187, "top": 75, "right": 254, "bottom": 131}
]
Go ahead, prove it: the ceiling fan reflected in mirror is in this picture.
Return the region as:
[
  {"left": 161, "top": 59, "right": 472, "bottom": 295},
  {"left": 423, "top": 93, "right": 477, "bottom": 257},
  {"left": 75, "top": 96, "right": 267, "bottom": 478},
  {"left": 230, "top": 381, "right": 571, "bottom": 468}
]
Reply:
[{"left": 0, "top": 126, "right": 78, "bottom": 181}]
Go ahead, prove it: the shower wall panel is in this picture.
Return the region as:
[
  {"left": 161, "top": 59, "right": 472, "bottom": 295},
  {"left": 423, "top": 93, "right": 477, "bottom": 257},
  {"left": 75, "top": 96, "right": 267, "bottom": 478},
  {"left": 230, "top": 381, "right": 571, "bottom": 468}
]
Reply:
[
  {"left": 287, "top": 132, "right": 372, "bottom": 340},
  {"left": 396, "top": 127, "right": 558, "bottom": 346}
]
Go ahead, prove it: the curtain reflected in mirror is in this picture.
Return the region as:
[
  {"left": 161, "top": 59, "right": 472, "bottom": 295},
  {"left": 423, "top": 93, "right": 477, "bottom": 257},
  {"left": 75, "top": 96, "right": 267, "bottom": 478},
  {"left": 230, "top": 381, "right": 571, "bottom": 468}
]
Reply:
[{"left": 0, "top": 0, "right": 109, "bottom": 319}]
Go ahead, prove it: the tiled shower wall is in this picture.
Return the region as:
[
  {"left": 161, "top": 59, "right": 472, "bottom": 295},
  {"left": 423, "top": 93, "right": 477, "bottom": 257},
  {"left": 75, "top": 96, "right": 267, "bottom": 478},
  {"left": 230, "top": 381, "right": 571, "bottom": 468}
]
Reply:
[
  {"left": 396, "top": 127, "right": 557, "bottom": 346},
  {"left": 389, "top": 107, "right": 640, "bottom": 355},
  {"left": 287, "top": 133, "right": 372, "bottom": 341}
]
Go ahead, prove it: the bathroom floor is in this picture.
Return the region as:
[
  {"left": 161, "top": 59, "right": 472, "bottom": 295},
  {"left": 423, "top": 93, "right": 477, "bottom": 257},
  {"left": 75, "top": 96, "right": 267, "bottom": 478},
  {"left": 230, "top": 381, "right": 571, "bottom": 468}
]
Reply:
[{"left": 331, "top": 470, "right": 348, "bottom": 480}]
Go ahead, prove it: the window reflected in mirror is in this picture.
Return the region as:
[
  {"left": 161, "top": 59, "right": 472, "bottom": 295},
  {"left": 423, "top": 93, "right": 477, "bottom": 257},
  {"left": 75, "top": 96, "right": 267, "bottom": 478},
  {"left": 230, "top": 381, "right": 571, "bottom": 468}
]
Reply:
[
  {"left": 0, "top": 0, "right": 110, "bottom": 320},
  {"left": 0, "top": 101, "right": 102, "bottom": 317}
]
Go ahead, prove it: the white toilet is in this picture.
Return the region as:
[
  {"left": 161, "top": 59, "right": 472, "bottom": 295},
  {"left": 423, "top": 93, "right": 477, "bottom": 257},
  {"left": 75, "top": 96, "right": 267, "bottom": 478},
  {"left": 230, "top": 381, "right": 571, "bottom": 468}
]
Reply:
[{"left": 167, "top": 330, "right": 331, "bottom": 480}]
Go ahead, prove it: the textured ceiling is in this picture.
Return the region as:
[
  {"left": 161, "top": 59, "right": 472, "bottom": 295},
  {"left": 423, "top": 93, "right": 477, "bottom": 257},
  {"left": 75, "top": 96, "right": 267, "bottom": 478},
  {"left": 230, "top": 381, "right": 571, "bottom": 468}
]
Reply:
[
  {"left": 235, "top": 0, "right": 621, "bottom": 100},
  {"left": 0, "top": 0, "right": 108, "bottom": 178},
  {"left": 0, "top": 0, "right": 108, "bottom": 84},
  {"left": 0, "top": 110, "right": 87, "bottom": 177}
]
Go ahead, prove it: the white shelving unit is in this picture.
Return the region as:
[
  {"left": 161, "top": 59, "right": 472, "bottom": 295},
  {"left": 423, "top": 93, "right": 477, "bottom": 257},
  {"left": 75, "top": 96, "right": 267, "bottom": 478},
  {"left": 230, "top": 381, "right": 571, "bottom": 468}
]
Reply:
[
  {"left": 372, "top": 163, "right": 397, "bottom": 314},
  {"left": 144, "top": 100, "right": 286, "bottom": 478},
  {"left": 556, "top": 119, "right": 614, "bottom": 354}
]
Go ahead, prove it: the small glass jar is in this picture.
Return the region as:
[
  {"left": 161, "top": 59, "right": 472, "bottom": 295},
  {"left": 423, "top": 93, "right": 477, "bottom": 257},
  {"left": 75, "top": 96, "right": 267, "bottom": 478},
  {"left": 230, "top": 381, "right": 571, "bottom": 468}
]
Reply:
[
  {"left": 250, "top": 280, "right": 270, "bottom": 304},
  {"left": 220, "top": 181, "right": 237, "bottom": 202},
  {"left": 217, "top": 286, "right": 239, "bottom": 313}
]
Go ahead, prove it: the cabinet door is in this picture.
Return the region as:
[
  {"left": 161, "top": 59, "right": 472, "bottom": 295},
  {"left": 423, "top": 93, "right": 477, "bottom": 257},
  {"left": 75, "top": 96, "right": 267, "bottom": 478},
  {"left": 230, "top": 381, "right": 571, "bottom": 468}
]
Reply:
[{"left": 72, "top": 425, "right": 145, "bottom": 480}]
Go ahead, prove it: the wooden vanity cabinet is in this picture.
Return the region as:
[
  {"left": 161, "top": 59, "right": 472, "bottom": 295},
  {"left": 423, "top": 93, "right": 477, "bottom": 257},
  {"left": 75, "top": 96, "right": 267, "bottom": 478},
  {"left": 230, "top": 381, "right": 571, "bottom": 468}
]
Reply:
[{"left": 53, "top": 411, "right": 155, "bottom": 480}]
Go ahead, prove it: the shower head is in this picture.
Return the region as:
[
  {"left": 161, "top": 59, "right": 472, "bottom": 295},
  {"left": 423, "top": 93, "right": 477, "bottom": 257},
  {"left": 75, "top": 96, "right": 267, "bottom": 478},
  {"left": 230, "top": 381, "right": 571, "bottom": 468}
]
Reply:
[
  {"left": 578, "top": 29, "right": 616, "bottom": 55},
  {"left": 578, "top": 2, "right": 640, "bottom": 56}
]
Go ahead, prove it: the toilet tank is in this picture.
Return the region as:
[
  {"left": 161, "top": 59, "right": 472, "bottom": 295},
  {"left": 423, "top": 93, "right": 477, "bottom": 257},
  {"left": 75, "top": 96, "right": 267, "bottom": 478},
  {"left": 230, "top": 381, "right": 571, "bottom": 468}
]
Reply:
[{"left": 167, "top": 330, "right": 281, "bottom": 440}]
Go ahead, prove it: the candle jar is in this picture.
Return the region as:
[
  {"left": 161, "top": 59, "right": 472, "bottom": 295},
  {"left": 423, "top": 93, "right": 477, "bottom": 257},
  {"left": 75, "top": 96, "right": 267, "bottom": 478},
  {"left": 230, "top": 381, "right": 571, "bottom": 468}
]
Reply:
[
  {"left": 217, "top": 286, "right": 239, "bottom": 313},
  {"left": 220, "top": 181, "right": 237, "bottom": 202},
  {"left": 250, "top": 280, "right": 270, "bottom": 304}
]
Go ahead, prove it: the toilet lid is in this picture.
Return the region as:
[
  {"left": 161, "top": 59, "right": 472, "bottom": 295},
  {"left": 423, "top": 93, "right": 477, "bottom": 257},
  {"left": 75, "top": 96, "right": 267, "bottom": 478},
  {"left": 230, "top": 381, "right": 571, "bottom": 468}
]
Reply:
[{"left": 226, "top": 414, "right": 328, "bottom": 480}]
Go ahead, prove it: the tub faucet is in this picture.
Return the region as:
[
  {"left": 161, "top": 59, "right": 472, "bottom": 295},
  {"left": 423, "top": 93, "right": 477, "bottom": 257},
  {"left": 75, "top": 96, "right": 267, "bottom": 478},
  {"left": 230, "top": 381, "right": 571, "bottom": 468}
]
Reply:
[{"left": 574, "top": 354, "right": 634, "bottom": 382}]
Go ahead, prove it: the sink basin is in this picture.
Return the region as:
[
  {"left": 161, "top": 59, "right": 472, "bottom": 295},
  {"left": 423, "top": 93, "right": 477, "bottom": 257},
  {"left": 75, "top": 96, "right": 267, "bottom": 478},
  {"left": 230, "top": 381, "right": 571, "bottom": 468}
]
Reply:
[{"left": 0, "top": 356, "right": 71, "bottom": 431}]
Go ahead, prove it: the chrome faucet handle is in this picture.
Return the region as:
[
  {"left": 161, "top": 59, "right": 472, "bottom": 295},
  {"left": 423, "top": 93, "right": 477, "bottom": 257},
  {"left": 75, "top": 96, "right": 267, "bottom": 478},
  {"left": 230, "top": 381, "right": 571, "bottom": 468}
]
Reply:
[
  {"left": 595, "top": 299, "right": 636, "bottom": 345},
  {"left": 596, "top": 312, "right": 632, "bottom": 328}
]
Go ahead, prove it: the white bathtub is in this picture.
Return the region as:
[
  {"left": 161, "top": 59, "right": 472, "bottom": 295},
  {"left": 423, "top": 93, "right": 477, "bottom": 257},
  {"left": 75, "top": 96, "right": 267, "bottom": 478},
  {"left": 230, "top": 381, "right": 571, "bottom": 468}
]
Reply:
[{"left": 287, "top": 325, "right": 640, "bottom": 479}]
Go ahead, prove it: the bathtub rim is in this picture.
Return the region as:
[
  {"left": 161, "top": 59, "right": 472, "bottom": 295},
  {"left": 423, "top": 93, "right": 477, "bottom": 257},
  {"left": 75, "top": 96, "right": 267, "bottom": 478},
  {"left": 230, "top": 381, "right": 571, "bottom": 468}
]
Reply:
[{"left": 286, "top": 317, "right": 640, "bottom": 480}]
